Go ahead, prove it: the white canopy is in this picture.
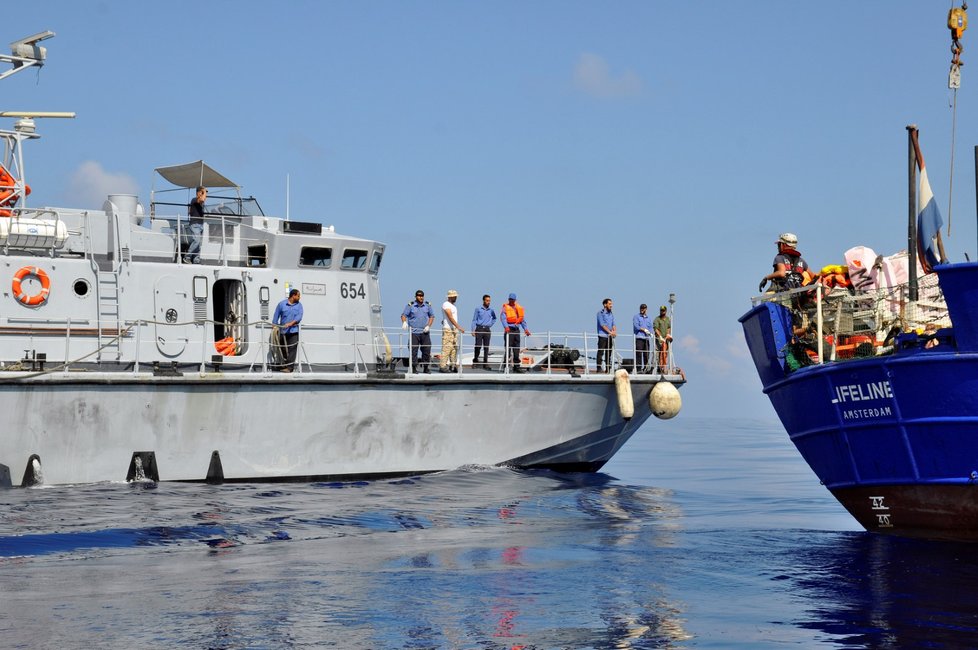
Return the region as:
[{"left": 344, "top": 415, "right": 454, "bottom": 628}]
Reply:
[{"left": 154, "top": 160, "right": 238, "bottom": 189}]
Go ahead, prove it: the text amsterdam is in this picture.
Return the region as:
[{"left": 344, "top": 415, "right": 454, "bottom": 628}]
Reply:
[{"left": 831, "top": 380, "right": 894, "bottom": 420}]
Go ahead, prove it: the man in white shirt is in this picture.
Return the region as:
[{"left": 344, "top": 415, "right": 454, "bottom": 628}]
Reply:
[{"left": 440, "top": 289, "right": 465, "bottom": 373}]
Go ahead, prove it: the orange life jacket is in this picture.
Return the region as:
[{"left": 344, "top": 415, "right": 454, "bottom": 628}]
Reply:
[{"left": 502, "top": 302, "right": 524, "bottom": 325}]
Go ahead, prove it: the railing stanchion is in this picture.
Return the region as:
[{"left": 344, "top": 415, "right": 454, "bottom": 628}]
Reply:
[
  {"left": 64, "top": 317, "right": 71, "bottom": 373},
  {"left": 583, "top": 332, "right": 589, "bottom": 375},
  {"left": 134, "top": 320, "right": 141, "bottom": 373},
  {"left": 200, "top": 319, "right": 206, "bottom": 374},
  {"left": 816, "top": 283, "right": 824, "bottom": 364},
  {"left": 547, "top": 330, "right": 554, "bottom": 377},
  {"left": 352, "top": 325, "right": 359, "bottom": 375}
]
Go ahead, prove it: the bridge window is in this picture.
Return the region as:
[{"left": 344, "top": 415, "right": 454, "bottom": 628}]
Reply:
[
  {"left": 248, "top": 244, "right": 267, "bottom": 267},
  {"left": 299, "top": 246, "right": 332, "bottom": 267},
  {"left": 341, "top": 249, "right": 368, "bottom": 270},
  {"left": 369, "top": 251, "right": 383, "bottom": 273}
]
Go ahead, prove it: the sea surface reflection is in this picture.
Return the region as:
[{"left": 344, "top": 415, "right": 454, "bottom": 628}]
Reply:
[{"left": 1, "top": 418, "right": 976, "bottom": 648}]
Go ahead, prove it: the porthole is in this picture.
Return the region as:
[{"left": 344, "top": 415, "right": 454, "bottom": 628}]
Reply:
[{"left": 73, "top": 279, "right": 90, "bottom": 297}]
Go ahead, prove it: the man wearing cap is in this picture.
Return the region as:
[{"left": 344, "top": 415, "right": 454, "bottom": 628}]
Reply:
[
  {"left": 440, "top": 289, "right": 465, "bottom": 373},
  {"left": 653, "top": 305, "right": 672, "bottom": 371},
  {"left": 760, "top": 232, "right": 809, "bottom": 293},
  {"left": 470, "top": 294, "right": 497, "bottom": 370},
  {"left": 633, "top": 303, "right": 653, "bottom": 373},
  {"left": 401, "top": 290, "right": 435, "bottom": 373},
  {"left": 596, "top": 298, "right": 616, "bottom": 373},
  {"left": 500, "top": 293, "right": 531, "bottom": 373}
]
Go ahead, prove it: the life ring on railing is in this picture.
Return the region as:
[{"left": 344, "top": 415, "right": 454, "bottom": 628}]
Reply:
[{"left": 11, "top": 266, "right": 50, "bottom": 306}]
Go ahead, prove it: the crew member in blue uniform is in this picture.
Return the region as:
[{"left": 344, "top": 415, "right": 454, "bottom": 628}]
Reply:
[
  {"left": 401, "top": 289, "right": 435, "bottom": 373},
  {"left": 632, "top": 303, "right": 653, "bottom": 373},
  {"left": 596, "top": 298, "right": 616, "bottom": 373},
  {"left": 470, "top": 294, "right": 497, "bottom": 370},
  {"left": 272, "top": 288, "right": 303, "bottom": 372}
]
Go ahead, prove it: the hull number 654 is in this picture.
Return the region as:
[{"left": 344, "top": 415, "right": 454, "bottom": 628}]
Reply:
[{"left": 340, "top": 282, "right": 366, "bottom": 299}]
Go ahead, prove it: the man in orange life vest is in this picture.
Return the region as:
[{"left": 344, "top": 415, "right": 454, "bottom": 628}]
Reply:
[{"left": 501, "top": 293, "right": 531, "bottom": 373}]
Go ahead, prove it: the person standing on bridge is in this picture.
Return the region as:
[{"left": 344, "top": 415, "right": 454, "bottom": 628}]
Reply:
[
  {"left": 596, "top": 298, "right": 617, "bottom": 373},
  {"left": 185, "top": 185, "right": 206, "bottom": 264},
  {"left": 440, "top": 289, "right": 465, "bottom": 373},
  {"left": 501, "top": 293, "right": 531, "bottom": 373},
  {"left": 272, "top": 288, "right": 303, "bottom": 373},
  {"left": 402, "top": 289, "right": 435, "bottom": 374},
  {"left": 471, "top": 294, "right": 497, "bottom": 370}
]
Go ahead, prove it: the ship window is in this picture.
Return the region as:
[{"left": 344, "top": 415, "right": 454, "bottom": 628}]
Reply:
[
  {"left": 73, "top": 279, "right": 90, "bottom": 297},
  {"left": 369, "top": 251, "right": 382, "bottom": 273},
  {"left": 341, "top": 249, "right": 368, "bottom": 270},
  {"left": 248, "top": 244, "right": 267, "bottom": 267},
  {"left": 299, "top": 246, "right": 332, "bottom": 267}
]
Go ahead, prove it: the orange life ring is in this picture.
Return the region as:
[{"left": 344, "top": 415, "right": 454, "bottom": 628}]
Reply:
[{"left": 11, "top": 266, "right": 51, "bottom": 306}]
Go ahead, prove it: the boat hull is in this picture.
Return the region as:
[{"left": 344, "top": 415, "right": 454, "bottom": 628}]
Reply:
[
  {"left": 1, "top": 374, "right": 668, "bottom": 485},
  {"left": 740, "top": 290, "right": 978, "bottom": 540},
  {"left": 832, "top": 484, "right": 978, "bottom": 541}
]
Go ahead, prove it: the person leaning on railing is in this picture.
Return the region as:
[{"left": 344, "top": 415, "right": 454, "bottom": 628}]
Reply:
[
  {"left": 184, "top": 186, "right": 206, "bottom": 264},
  {"left": 272, "top": 289, "right": 303, "bottom": 373},
  {"left": 500, "top": 293, "right": 530, "bottom": 373},
  {"left": 653, "top": 305, "right": 672, "bottom": 370},
  {"left": 759, "top": 232, "right": 809, "bottom": 293}
]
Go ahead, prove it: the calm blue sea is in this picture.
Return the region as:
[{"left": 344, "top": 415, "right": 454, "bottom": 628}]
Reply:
[{"left": 3, "top": 417, "right": 978, "bottom": 649}]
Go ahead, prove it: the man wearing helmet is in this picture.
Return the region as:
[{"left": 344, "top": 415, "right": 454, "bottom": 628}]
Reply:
[{"left": 759, "top": 232, "right": 809, "bottom": 293}]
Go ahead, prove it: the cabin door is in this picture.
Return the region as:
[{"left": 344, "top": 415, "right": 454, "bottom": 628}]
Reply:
[
  {"left": 153, "top": 275, "right": 190, "bottom": 357},
  {"left": 213, "top": 279, "right": 247, "bottom": 355}
]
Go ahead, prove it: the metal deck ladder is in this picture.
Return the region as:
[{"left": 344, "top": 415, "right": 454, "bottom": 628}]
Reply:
[{"left": 96, "top": 269, "right": 122, "bottom": 360}]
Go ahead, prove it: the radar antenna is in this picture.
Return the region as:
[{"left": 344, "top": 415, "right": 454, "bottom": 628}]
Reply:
[{"left": 0, "top": 32, "right": 75, "bottom": 212}]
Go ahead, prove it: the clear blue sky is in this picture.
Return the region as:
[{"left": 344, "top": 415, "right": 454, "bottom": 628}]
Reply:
[{"left": 9, "top": 2, "right": 978, "bottom": 418}]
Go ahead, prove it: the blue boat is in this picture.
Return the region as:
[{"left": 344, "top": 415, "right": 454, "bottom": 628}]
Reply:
[{"left": 740, "top": 127, "right": 978, "bottom": 540}]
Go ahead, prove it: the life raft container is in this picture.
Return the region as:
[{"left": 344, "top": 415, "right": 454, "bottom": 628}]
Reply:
[{"left": 11, "top": 265, "right": 50, "bottom": 306}]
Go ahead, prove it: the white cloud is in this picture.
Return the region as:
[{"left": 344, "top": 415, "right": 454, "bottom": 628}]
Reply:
[
  {"left": 678, "top": 333, "right": 733, "bottom": 374},
  {"left": 67, "top": 161, "right": 139, "bottom": 208},
  {"left": 726, "top": 332, "right": 751, "bottom": 359},
  {"left": 573, "top": 52, "right": 642, "bottom": 99}
]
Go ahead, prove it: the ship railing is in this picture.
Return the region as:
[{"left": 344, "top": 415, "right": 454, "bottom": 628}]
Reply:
[
  {"left": 127, "top": 205, "right": 271, "bottom": 267},
  {"left": 7, "top": 318, "right": 678, "bottom": 379},
  {"left": 381, "top": 327, "right": 678, "bottom": 377},
  {"left": 751, "top": 273, "right": 950, "bottom": 365}
]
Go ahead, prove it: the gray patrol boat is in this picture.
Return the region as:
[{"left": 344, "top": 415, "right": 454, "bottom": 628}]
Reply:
[{"left": 0, "top": 32, "right": 684, "bottom": 486}]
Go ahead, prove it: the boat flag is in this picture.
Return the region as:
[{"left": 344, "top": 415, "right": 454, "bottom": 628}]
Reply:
[{"left": 911, "top": 131, "right": 946, "bottom": 273}]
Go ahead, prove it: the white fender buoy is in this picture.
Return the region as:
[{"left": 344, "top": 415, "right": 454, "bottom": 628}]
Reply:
[
  {"left": 649, "top": 381, "right": 681, "bottom": 419},
  {"left": 614, "top": 369, "right": 634, "bottom": 420}
]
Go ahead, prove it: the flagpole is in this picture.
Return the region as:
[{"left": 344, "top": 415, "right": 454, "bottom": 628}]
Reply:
[{"left": 907, "top": 125, "right": 918, "bottom": 302}]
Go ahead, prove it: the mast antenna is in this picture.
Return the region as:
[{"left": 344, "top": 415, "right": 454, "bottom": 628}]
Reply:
[{"left": 948, "top": 2, "right": 968, "bottom": 235}]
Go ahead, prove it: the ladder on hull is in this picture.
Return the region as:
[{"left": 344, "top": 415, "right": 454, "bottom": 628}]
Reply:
[{"left": 96, "top": 269, "right": 121, "bottom": 361}]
